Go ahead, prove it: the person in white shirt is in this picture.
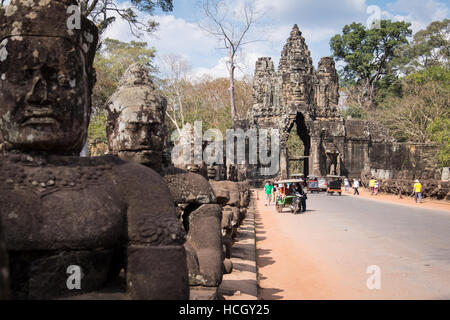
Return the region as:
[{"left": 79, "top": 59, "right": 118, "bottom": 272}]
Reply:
[
  {"left": 353, "top": 179, "right": 360, "bottom": 195},
  {"left": 344, "top": 178, "right": 350, "bottom": 192}
]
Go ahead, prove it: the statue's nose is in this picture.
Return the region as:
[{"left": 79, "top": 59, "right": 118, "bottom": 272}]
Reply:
[
  {"left": 139, "top": 128, "right": 151, "bottom": 145},
  {"left": 25, "top": 70, "right": 49, "bottom": 105}
]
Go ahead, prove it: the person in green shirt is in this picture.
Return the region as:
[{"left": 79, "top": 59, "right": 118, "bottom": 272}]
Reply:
[{"left": 264, "top": 181, "right": 273, "bottom": 206}]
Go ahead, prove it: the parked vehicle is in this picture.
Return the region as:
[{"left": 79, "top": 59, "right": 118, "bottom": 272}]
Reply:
[
  {"left": 307, "top": 176, "right": 320, "bottom": 193},
  {"left": 326, "top": 175, "right": 342, "bottom": 196},
  {"left": 317, "top": 177, "right": 328, "bottom": 191}
]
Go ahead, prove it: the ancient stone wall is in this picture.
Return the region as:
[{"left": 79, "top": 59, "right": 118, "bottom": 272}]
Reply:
[{"left": 241, "top": 24, "right": 447, "bottom": 198}]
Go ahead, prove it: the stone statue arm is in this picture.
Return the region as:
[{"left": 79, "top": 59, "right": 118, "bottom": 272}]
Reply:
[
  {"left": 186, "top": 204, "right": 223, "bottom": 286},
  {"left": 113, "top": 162, "right": 189, "bottom": 299}
]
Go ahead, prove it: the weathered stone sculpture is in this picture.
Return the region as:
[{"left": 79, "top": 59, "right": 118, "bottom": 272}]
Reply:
[
  {"left": 0, "top": 218, "right": 9, "bottom": 300},
  {"left": 315, "top": 57, "right": 339, "bottom": 119},
  {"left": 278, "top": 24, "right": 315, "bottom": 111},
  {"left": 0, "top": 0, "right": 188, "bottom": 299},
  {"left": 210, "top": 181, "right": 250, "bottom": 260},
  {"left": 163, "top": 172, "right": 224, "bottom": 299},
  {"left": 171, "top": 123, "right": 208, "bottom": 178},
  {"left": 106, "top": 66, "right": 225, "bottom": 299},
  {"left": 106, "top": 64, "right": 168, "bottom": 174}
]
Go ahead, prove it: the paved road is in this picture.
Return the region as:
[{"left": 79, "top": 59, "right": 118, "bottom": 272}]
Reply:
[{"left": 256, "top": 192, "right": 450, "bottom": 300}]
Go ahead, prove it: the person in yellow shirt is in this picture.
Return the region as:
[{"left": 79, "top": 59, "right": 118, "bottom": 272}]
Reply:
[
  {"left": 413, "top": 180, "right": 423, "bottom": 203},
  {"left": 369, "top": 178, "right": 376, "bottom": 195}
]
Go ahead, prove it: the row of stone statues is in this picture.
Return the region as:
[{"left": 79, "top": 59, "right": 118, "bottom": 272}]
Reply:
[{"left": 0, "top": 0, "right": 249, "bottom": 300}]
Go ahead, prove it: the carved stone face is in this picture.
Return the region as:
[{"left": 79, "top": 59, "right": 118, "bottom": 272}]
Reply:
[
  {"left": 111, "top": 106, "right": 164, "bottom": 166},
  {"left": 0, "top": 37, "right": 89, "bottom": 154}
]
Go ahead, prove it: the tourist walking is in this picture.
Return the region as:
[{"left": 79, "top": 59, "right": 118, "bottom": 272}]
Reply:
[
  {"left": 412, "top": 179, "right": 423, "bottom": 203},
  {"left": 264, "top": 181, "right": 273, "bottom": 206},
  {"left": 369, "top": 178, "right": 376, "bottom": 195},
  {"left": 353, "top": 179, "right": 360, "bottom": 196},
  {"left": 344, "top": 178, "right": 350, "bottom": 192},
  {"left": 272, "top": 183, "right": 277, "bottom": 203}
]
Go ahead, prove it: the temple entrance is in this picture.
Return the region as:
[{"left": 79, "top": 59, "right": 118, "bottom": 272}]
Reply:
[{"left": 286, "top": 113, "right": 311, "bottom": 177}]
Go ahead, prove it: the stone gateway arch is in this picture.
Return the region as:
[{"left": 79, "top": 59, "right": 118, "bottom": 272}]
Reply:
[{"left": 238, "top": 25, "right": 447, "bottom": 198}]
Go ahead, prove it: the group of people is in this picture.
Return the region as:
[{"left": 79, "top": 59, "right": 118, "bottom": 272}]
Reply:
[
  {"left": 265, "top": 177, "right": 424, "bottom": 208},
  {"left": 343, "top": 178, "right": 362, "bottom": 196},
  {"left": 369, "top": 178, "right": 380, "bottom": 195},
  {"left": 343, "top": 177, "right": 424, "bottom": 204},
  {"left": 264, "top": 181, "right": 307, "bottom": 211}
]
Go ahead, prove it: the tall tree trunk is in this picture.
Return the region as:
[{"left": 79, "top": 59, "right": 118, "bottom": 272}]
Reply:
[{"left": 229, "top": 54, "right": 237, "bottom": 126}]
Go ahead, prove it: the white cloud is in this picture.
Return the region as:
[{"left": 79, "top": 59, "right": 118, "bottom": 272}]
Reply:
[
  {"left": 90, "top": 0, "right": 372, "bottom": 78},
  {"left": 99, "top": 0, "right": 449, "bottom": 80},
  {"left": 387, "top": 0, "right": 448, "bottom": 21},
  {"left": 255, "top": 0, "right": 367, "bottom": 26},
  {"left": 192, "top": 57, "right": 230, "bottom": 79},
  {"left": 385, "top": 0, "right": 449, "bottom": 32},
  {"left": 153, "top": 15, "right": 218, "bottom": 58}
]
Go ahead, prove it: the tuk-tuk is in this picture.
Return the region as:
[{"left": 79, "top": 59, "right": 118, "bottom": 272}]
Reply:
[
  {"left": 307, "top": 176, "right": 320, "bottom": 193},
  {"left": 326, "top": 175, "right": 342, "bottom": 196},
  {"left": 274, "top": 179, "right": 304, "bottom": 214}
]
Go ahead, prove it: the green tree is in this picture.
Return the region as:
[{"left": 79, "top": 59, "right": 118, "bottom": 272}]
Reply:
[
  {"left": 79, "top": 0, "right": 173, "bottom": 36},
  {"left": 92, "top": 38, "right": 156, "bottom": 113},
  {"left": 376, "top": 66, "right": 449, "bottom": 145},
  {"left": 340, "top": 104, "right": 368, "bottom": 120},
  {"left": 330, "top": 20, "right": 412, "bottom": 110},
  {"left": 287, "top": 124, "right": 305, "bottom": 175},
  {"left": 0, "top": 1, "right": 173, "bottom": 36},
  {"left": 88, "top": 112, "right": 107, "bottom": 144},
  {"left": 393, "top": 19, "right": 450, "bottom": 74},
  {"left": 161, "top": 76, "right": 253, "bottom": 137},
  {"left": 427, "top": 117, "right": 450, "bottom": 167}
]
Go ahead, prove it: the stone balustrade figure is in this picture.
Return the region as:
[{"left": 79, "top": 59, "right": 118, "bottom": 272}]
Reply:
[{"left": 0, "top": 0, "right": 188, "bottom": 300}]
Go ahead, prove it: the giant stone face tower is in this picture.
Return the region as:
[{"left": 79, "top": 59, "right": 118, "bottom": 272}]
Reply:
[
  {"left": 245, "top": 25, "right": 445, "bottom": 194},
  {"left": 248, "top": 25, "right": 341, "bottom": 178}
]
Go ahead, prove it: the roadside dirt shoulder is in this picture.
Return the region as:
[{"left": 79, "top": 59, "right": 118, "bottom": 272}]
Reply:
[{"left": 345, "top": 187, "right": 450, "bottom": 212}]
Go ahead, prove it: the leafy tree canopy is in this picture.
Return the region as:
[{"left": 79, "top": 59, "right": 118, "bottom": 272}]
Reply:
[
  {"left": 92, "top": 38, "right": 156, "bottom": 113},
  {"left": 330, "top": 20, "right": 412, "bottom": 109},
  {"left": 78, "top": 0, "right": 173, "bottom": 36},
  {"left": 393, "top": 19, "right": 450, "bottom": 74}
]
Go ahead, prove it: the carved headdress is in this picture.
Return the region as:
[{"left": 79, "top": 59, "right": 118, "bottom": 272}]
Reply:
[{"left": 0, "top": 0, "right": 98, "bottom": 84}]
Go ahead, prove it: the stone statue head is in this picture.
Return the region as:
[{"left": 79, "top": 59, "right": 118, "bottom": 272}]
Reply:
[
  {"left": 106, "top": 64, "right": 167, "bottom": 171},
  {"left": 0, "top": 0, "right": 98, "bottom": 155}
]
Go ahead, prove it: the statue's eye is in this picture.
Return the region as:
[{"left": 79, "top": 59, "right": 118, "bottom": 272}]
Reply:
[{"left": 127, "top": 123, "right": 140, "bottom": 132}]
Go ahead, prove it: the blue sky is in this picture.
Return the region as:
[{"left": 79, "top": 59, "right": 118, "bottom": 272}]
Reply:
[{"left": 106, "top": 0, "right": 449, "bottom": 78}]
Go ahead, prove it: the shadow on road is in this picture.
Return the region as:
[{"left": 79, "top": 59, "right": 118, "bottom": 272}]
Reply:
[{"left": 258, "top": 287, "right": 284, "bottom": 300}]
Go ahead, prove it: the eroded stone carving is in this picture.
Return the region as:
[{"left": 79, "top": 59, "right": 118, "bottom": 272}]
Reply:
[
  {"left": 106, "top": 64, "right": 168, "bottom": 174},
  {"left": 106, "top": 66, "right": 227, "bottom": 298},
  {"left": 0, "top": 1, "right": 188, "bottom": 299},
  {"left": 210, "top": 181, "right": 250, "bottom": 262},
  {"left": 0, "top": 217, "right": 9, "bottom": 300},
  {"left": 171, "top": 123, "right": 208, "bottom": 178},
  {"left": 163, "top": 172, "right": 224, "bottom": 299}
]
